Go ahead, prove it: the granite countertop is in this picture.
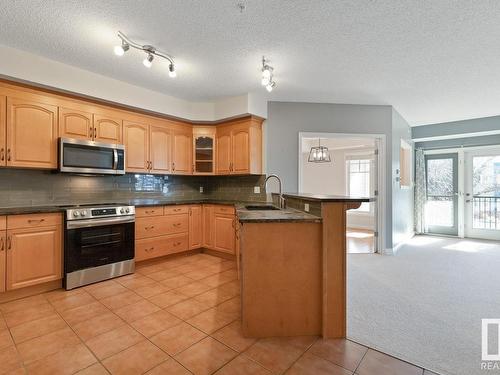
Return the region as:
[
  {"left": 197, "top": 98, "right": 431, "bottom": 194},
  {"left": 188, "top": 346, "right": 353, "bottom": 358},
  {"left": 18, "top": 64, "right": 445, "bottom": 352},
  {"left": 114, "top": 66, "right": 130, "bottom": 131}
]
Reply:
[
  {"left": 235, "top": 203, "right": 321, "bottom": 223},
  {"left": 283, "top": 192, "right": 374, "bottom": 202},
  {"left": 0, "top": 199, "right": 321, "bottom": 223}
]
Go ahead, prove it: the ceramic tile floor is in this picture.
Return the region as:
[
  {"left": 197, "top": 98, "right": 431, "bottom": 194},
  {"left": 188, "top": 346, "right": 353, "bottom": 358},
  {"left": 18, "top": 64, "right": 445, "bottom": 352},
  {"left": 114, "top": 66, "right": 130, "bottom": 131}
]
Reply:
[{"left": 0, "top": 253, "right": 437, "bottom": 375}]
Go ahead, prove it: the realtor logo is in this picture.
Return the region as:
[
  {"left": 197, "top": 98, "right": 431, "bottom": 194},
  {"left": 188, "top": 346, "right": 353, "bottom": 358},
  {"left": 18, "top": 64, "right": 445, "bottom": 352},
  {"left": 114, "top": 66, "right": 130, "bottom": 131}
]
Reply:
[{"left": 482, "top": 319, "right": 500, "bottom": 361}]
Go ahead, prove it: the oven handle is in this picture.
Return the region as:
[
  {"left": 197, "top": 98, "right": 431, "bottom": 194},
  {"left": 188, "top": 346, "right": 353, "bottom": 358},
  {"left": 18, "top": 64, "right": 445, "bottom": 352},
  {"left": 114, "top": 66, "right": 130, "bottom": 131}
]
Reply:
[{"left": 66, "top": 215, "right": 135, "bottom": 229}]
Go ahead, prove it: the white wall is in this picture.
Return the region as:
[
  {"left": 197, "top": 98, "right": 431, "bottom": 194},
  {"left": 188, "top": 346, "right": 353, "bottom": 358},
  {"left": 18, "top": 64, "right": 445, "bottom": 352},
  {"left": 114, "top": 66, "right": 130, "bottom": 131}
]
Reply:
[
  {"left": 301, "top": 146, "right": 375, "bottom": 230},
  {"left": 0, "top": 44, "right": 267, "bottom": 121}
]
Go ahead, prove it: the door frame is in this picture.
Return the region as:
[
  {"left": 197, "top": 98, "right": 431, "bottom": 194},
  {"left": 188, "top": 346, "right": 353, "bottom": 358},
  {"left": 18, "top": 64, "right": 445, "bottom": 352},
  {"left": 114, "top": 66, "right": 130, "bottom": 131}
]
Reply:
[
  {"left": 424, "top": 153, "right": 459, "bottom": 236},
  {"left": 424, "top": 144, "right": 500, "bottom": 239},
  {"left": 298, "top": 132, "right": 386, "bottom": 254}
]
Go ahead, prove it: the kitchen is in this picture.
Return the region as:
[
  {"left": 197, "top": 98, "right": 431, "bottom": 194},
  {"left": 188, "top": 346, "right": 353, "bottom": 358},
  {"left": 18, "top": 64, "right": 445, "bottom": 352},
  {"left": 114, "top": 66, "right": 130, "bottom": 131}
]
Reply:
[{"left": 0, "top": 79, "right": 369, "bottom": 374}]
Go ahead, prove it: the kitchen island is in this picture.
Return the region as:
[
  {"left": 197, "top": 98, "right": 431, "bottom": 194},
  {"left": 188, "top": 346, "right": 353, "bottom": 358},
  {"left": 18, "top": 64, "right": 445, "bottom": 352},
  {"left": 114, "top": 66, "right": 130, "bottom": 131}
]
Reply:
[{"left": 237, "top": 193, "right": 372, "bottom": 339}]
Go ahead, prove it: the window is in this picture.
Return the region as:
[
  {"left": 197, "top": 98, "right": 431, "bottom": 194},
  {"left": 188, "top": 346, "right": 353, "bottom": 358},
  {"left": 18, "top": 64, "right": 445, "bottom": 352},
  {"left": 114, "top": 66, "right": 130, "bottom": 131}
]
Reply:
[{"left": 347, "top": 158, "right": 371, "bottom": 212}]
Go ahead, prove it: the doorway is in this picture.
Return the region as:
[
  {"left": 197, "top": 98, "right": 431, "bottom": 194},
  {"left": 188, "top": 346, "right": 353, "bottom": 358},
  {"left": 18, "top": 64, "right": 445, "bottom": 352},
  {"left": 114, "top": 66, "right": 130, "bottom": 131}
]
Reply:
[
  {"left": 464, "top": 148, "right": 500, "bottom": 240},
  {"left": 298, "top": 132, "right": 385, "bottom": 253},
  {"left": 424, "top": 153, "right": 459, "bottom": 236}
]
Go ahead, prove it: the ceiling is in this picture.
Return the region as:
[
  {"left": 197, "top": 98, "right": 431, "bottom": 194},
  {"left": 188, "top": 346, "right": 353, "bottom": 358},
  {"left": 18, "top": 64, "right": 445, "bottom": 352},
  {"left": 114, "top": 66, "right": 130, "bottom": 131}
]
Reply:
[{"left": 1, "top": 0, "right": 500, "bottom": 126}]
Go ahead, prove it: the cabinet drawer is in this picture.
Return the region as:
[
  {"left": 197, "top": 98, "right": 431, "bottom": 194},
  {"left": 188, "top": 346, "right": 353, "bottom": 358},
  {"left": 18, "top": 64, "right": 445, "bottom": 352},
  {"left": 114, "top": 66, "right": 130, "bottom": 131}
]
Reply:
[
  {"left": 135, "top": 214, "right": 189, "bottom": 239},
  {"left": 135, "top": 206, "right": 164, "bottom": 218},
  {"left": 164, "top": 205, "right": 189, "bottom": 215},
  {"left": 7, "top": 213, "right": 62, "bottom": 230},
  {"left": 0, "top": 216, "right": 5, "bottom": 230},
  {"left": 135, "top": 233, "right": 189, "bottom": 261},
  {"left": 213, "top": 205, "right": 235, "bottom": 215}
]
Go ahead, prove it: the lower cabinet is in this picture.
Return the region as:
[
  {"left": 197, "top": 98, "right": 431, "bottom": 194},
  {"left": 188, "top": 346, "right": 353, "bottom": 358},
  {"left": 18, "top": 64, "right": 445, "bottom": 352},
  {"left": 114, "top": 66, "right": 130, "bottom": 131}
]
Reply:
[
  {"left": 2, "top": 213, "right": 62, "bottom": 291},
  {"left": 135, "top": 205, "right": 190, "bottom": 261},
  {"left": 214, "top": 213, "right": 236, "bottom": 254},
  {"left": 189, "top": 205, "right": 202, "bottom": 249},
  {"left": 0, "top": 217, "right": 5, "bottom": 292},
  {"left": 135, "top": 204, "right": 237, "bottom": 262}
]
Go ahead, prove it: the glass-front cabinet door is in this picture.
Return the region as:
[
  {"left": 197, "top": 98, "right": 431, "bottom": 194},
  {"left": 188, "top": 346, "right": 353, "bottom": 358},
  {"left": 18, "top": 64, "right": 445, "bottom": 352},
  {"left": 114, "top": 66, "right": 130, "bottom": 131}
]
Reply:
[{"left": 193, "top": 127, "right": 216, "bottom": 175}]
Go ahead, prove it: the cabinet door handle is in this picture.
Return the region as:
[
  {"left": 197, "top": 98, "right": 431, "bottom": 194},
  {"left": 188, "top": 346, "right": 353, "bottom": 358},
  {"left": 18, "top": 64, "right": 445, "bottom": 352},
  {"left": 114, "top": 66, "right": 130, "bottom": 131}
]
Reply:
[
  {"left": 145, "top": 225, "right": 155, "bottom": 230},
  {"left": 0, "top": 148, "right": 4, "bottom": 161},
  {"left": 0, "top": 237, "right": 4, "bottom": 251},
  {"left": 173, "top": 208, "right": 181, "bottom": 212},
  {"left": 172, "top": 162, "right": 175, "bottom": 171},
  {"left": 7, "top": 149, "right": 11, "bottom": 162},
  {"left": 93, "top": 127, "right": 97, "bottom": 139},
  {"left": 28, "top": 219, "right": 45, "bottom": 224},
  {"left": 173, "top": 223, "right": 181, "bottom": 227},
  {"left": 173, "top": 242, "right": 181, "bottom": 246},
  {"left": 7, "top": 237, "right": 11, "bottom": 250},
  {"left": 146, "top": 246, "right": 155, "bottom": 252},
  {"left": 145, "top": 210, "right": 155, "bottom": 214}
]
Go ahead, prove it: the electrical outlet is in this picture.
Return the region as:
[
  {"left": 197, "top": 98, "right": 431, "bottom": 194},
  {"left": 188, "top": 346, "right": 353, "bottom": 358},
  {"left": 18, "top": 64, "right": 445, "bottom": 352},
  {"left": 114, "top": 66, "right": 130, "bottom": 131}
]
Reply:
[
  {"left": 254, "top": 186, "right": 261, "bottom": 194},
  {"left": 199, "top": 186, "right": 204, "bottom": 193},
  {"left": 304, "top": 203, "right": 310, "bottom": 212}
]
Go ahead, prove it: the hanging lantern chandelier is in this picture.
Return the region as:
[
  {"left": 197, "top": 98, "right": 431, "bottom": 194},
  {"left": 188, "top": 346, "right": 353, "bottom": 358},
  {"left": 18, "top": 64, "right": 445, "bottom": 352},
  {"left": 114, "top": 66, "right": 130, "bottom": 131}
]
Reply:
[{"left": 308, "top": 138, "right": 332, "bottom": 163}]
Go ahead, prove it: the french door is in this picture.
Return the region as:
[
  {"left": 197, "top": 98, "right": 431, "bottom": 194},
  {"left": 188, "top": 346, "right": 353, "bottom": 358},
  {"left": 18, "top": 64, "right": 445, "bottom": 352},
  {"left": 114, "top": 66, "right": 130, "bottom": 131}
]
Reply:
[
  {"left": 464, "top": 149, "right": 500, "bottom": 240},
  {"left": 425, "top": 153, "right": 459, "bottom": 236}
]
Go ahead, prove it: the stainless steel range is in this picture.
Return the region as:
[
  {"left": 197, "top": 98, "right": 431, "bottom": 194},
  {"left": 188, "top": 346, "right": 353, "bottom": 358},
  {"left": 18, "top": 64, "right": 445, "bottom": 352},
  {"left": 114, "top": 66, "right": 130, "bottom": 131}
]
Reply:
[{"left": 64, "top": 204, "right": 135, "bottom": 290}]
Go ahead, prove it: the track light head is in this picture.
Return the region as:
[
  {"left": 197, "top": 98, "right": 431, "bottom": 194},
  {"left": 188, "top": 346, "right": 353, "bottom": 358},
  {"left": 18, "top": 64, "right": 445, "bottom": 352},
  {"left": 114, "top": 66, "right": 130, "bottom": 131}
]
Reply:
[
  {"left": 261, "top": 56, "right": 276, "bottom": 91},
  {"left": 266, "top": 81, "right": 276, "bottom": 92},
  {"left": 114, "top": 41, "right": 129, "bottom": 56},
  {"left": 143, "top": 53, "right": 154, "bottom": 68},
  {"left": 168, "top": 63, "right": 177, "bottom": 78}
]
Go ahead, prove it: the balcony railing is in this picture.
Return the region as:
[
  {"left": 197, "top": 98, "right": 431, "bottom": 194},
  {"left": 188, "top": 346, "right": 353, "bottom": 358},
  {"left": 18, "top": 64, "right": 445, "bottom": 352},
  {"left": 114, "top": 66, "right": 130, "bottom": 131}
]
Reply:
[{"left": 473, "top": 196, "right": 500, "bottom": 230}]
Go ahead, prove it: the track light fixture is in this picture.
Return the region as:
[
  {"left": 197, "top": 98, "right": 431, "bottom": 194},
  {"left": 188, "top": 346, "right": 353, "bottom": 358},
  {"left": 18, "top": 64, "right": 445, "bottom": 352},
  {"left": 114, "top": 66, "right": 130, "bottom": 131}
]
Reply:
[
  {"left": 114, "top": 31, "right": 176, "bottom": 78},
  {"left": 261, "top": 56, "right": 276, "bottom": 92}
]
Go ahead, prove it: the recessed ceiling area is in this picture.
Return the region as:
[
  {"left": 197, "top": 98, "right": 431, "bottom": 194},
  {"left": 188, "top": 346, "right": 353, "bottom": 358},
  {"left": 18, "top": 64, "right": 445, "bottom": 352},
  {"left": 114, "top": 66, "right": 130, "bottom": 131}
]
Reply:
[{"left": 1, "top": 0, "right": 500, "bottom": 125}]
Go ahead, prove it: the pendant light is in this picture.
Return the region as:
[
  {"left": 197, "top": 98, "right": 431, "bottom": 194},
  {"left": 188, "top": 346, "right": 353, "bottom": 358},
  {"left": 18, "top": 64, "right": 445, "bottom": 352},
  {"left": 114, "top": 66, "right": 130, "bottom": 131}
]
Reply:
[{"left": 308, "top": 138, "right": 332, "bottom": 163}]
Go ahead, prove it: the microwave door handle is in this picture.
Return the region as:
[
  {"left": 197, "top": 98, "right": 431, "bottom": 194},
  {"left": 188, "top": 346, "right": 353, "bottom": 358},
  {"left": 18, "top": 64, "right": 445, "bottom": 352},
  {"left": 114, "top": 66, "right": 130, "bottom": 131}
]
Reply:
[{"left": 113, "top": 149, "right": 118, "bottom": 170}]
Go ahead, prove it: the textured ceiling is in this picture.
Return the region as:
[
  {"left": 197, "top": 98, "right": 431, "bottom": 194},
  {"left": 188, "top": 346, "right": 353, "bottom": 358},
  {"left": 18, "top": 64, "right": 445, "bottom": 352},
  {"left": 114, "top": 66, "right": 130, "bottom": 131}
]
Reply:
[{"left": 1, "top": 0, "right": 500, "bottom": 125}]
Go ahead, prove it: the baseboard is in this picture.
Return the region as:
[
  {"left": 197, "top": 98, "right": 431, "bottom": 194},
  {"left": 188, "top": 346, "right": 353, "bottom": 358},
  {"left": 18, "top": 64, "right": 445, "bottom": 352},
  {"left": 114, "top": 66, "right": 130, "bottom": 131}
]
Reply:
[
  {"left": 202, "top": 248, "right": 236, "bottom": 261},
  {"left": 0, "top": 280, "right": 62, "bottom": 304},
  {"left": 392, "top": 231, "right": 415, "bottom": 255}
]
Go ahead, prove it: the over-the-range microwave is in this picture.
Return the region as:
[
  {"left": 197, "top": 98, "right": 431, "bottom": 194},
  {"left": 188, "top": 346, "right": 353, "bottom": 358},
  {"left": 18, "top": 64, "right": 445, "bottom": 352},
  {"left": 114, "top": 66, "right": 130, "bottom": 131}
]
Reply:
[{"left": 59, "top": 138, "right": 125, "bottom": 175}]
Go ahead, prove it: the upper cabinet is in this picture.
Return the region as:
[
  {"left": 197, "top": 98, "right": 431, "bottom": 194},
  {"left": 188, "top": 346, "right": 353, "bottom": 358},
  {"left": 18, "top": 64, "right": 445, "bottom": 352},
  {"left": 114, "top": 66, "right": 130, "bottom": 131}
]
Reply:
[
  {"left": 150, "top": 125, "right": 172, "bottom": 174},
  {"left": 0, "top": 82, "right": 263, "bottom": 174},
  {"left": 193, "top": 126, "right": 216, "bottom": 175},
  {"left": 59, "top": 107, "right": 93, "bottom": 140},
  {"left": 6, "top": 96, "right": 58, "bottom": 169},
  {"left": 93, "top": 114, "right": 122, "bottom": 144},
  {"left": 123, "top": 121, "right": 149, "bottom": 173},
  {"left": 216, "top": 117, "right": 263, "bottom": 175},
  {"left": 0, "top": 96, "right": 5, "bottom": 167},
  {"left": 171, "top": 126, "right": 192, "bottom": 175}
]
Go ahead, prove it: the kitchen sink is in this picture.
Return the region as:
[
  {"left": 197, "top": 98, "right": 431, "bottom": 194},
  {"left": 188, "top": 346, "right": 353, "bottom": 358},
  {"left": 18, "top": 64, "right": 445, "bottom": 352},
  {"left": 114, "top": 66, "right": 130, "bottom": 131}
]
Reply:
[{"left": 244, "top": 205, "right": 280, "bottom": 211}]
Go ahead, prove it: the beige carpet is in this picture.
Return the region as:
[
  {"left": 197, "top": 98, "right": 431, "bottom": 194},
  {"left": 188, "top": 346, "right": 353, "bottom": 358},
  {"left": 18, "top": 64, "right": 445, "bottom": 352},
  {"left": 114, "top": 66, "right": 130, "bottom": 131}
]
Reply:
[{"left": 348, "top": 235, "right": 500, "bottom": 375}]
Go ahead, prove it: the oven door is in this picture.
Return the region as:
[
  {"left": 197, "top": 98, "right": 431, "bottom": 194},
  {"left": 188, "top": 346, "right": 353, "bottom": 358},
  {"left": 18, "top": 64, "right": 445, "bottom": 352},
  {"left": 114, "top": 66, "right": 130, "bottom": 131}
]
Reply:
[
  {"left": 65, "top": 217, "right": 135, "bottom": 274},
  {"left": 59, "top": 138, "right": 125, "bottom": 175}
]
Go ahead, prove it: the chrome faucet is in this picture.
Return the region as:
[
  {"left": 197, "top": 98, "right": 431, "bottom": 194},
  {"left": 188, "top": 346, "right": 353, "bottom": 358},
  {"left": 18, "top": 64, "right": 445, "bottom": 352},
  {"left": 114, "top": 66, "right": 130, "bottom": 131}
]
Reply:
[{"left": 265, "top": 174, "right": 286, "bottom": 209}]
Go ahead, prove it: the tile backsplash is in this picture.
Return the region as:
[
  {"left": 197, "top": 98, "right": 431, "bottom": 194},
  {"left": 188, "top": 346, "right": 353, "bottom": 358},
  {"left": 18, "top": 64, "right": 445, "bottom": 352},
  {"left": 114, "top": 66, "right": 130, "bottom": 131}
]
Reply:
[{"left": 0, "top": 169, "right": 267, "bottom": 207}]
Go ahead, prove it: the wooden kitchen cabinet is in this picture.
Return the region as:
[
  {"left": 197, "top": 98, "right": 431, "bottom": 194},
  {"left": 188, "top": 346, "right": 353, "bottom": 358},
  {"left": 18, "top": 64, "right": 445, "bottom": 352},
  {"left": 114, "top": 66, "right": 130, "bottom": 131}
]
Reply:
[
  {"left": 150, "top": 125, "right": 172, "bottom": 174},
  {"left": 0, "top": 216, "right": 5, "bottom": 293},
  {"left": 6, "top": 97, "right": 58, "bottom": 169},
  {"left": 93, "top": 113, "right": 122, "bottom": 144},
  {"left": 124, "top": 121, "right": 150, "bottom": 172},
  {"left": 216, "top": 117, "right": 262, "bottom": 175},
  {"left": 0, "top": 96, "right": 6, "bottom": 167},
  {"left": 193, "top": 126, "right": 216, "bottom": 175},
  {"left": 189, "top": 205, "right": 203, "bottom": 249},
  {"left": 214, "top": 210, "right": 236, "bottom": 254},
  {"left": 203, "top": 205, "right": 215, "bottom": 248},
  {"left": 5, "top": 213, "right": 62, "bottom": 291},
  {"left": 171, "top": 127, "right": 192, "bottom": 174},
  {"left": 59, "top": 106, "right": 93, "bottom": 140}
]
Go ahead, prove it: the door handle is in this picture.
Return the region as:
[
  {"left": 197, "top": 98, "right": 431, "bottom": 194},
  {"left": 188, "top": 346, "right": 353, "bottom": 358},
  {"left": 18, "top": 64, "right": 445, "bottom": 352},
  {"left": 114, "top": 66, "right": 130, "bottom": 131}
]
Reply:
[
  {"left": 7, "top": 149, "right": 11, "bottom": 161},
  {"left": 7, "top": 236, "right": 11, "bottom": 250},
  {"left": 113, "top": 149, "right": 118, "bottom": 170},
  {"left": 172, "top": 162, "right": 175, "bottom": 171},
  {"left": 0, "top": 236, "right": 4, "bottom": 251},
  {"left": 0, "top": 148, "right": 4, "bottom": 161}
]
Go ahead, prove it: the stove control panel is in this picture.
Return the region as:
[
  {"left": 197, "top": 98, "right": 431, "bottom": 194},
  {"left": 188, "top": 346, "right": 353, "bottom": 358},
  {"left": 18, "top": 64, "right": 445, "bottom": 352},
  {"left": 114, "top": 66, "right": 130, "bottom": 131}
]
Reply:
[{"left": 66, "top": 205, "right": 135, "bottom": 220}]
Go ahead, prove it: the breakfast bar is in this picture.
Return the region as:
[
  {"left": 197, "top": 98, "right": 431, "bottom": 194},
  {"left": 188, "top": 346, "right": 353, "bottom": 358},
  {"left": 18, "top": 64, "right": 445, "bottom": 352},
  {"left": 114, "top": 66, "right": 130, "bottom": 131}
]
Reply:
[{"left": 237, "top": 193, "right": 372, "bottom": 339}]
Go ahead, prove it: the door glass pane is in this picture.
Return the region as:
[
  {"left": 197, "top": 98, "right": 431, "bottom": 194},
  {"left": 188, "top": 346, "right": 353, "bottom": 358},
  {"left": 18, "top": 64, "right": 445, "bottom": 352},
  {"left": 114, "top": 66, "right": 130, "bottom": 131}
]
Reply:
[
  {"left": 472, "top": 155, "right": 500, "bottom": 229},
  {"left": 426, "top": 158, "right": 454, "bottom": 227}
]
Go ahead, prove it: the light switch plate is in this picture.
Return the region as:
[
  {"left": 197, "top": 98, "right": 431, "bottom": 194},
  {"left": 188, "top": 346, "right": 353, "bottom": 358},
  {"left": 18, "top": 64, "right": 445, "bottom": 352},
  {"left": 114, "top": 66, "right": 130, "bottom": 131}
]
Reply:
[
  {"left": 254, "top": 186, "right": 261, "bottom": 194},
  {"left": 304, "top": 203, "right": 310, "bottom": 212},
  {"left": 199, "top": 186, "right": 204, "bottom": 193}
]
